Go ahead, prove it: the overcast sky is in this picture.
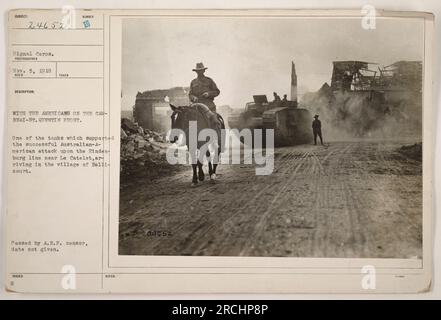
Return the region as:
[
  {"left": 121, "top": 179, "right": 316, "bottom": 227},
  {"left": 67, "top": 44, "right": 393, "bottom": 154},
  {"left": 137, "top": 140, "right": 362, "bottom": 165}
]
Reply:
[{"left": 121, "top": 16, "right": 424, "bottom": 110}]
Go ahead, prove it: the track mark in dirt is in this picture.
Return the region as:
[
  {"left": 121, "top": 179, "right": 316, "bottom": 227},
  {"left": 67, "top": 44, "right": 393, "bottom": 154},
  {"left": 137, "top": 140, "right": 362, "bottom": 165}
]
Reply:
[
  {"left": 239, "top": 151, "right": 312, "bottom": 256},
  {"left": 309, "top": 143, "right": 355, "bottom": 257},
  {"left": 212, "top": 151, "right": 311, "bottom": 256}
]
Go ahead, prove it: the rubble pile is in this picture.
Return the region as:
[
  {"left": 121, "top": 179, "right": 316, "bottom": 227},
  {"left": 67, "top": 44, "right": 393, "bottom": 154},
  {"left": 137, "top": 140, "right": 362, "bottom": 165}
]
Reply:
[
  {"left": 398, "top": 143, "right": 422, "bottom": 161},
  {"left": 120, "top": 118, "right": 181, "bottom": 182}
]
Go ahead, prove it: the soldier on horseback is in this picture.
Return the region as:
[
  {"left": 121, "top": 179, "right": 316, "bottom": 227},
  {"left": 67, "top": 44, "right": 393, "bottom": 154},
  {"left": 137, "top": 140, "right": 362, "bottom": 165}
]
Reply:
[
  {"left": 167, "top": 63, "right": 225, "bottom": 186},
  {"left": 189, "top": 62, "right": 220, "bottom": 112}
]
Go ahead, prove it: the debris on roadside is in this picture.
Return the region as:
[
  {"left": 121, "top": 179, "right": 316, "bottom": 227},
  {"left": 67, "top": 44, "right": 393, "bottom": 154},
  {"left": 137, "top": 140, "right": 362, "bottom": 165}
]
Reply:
[
  {"left": 120, "top": 118, "right": 183, "bottom": 183},
  {"left": 398, "top": 142, "right": 422, "bottom": 161}
]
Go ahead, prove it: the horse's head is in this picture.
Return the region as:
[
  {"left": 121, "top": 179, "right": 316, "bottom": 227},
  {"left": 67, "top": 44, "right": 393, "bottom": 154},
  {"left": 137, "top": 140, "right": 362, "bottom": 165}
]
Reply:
[
  {"left": 169, "top": 104, "right": 182, "bottom": 143},
  {"left": 169, "top": 104, "right": 198, "bottom": 143}
]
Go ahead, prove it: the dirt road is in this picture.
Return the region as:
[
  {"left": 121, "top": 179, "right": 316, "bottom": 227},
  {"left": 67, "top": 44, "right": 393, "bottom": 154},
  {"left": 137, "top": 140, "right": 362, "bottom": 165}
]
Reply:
[{"left": 119, "top": 140, "right": 422, "bottom": 258}]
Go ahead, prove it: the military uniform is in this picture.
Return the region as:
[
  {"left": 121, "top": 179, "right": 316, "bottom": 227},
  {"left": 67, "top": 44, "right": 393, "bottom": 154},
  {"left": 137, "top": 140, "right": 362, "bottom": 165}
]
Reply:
[
  {"left": 312, "top": 117, "right": 323, "bottom": 145},
  {"left": 189, "top": 76, "right": 220, "bottom": 112}
]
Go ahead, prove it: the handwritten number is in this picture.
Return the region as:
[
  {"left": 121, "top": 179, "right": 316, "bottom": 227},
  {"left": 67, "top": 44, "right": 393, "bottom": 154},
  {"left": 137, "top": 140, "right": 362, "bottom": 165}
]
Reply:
[{"left": 27, "top": 21, "right": 65, "bottom": 29}]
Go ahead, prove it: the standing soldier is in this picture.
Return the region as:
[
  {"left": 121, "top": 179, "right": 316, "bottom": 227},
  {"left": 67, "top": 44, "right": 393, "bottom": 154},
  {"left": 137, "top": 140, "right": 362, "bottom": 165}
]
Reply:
[
  {"left": 189, "top": 62, "right": 220, "bottom": 112},
  {"left": 312, "top": 114, "right": 324, "bottom": 145}
]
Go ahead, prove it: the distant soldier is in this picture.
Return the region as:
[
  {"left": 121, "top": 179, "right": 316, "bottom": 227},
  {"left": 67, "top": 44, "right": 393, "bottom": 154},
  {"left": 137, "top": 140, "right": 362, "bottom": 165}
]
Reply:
[
  {"left": 273, "top": 92, "right": 281, "bottom": 102},
  {"left": 281, "top": 94, "right": 288, "bottom": 107},
  {"left": 312, "top": 115, "right": 324, "bottom": 145},
  {"left": 189, "top": 62, "right": 220, "bottom": 112}
]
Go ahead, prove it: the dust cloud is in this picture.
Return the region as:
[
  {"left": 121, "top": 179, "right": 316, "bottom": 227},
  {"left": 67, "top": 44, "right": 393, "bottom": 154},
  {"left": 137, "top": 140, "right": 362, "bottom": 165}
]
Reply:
[{"left": 300, "top": 84, "right": 422, "bottom": 142}]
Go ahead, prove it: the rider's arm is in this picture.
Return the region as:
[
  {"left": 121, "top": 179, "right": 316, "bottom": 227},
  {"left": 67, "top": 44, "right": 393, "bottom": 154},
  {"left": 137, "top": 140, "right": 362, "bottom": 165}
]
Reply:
[
  {"left": 206, "top": 78, "right": 220, "bottom": 98},
  {"left": 189, "top": 80, "right": 198, "bottom": 102}
]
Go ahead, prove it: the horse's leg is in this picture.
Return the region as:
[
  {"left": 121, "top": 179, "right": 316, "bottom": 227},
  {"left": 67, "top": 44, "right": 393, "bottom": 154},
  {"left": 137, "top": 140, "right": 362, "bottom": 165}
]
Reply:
[
  {"left": 213, "top": 145, "right": 221, "bottom": 175},
  {"left": 207, "top": 150, "right": 217, "bottom": 183},
  {"left": 197, "top": 160, "right": 205, "bottom": 181},
  {"left": 206, "top": 150, "right": 213, "bottom": 176},
  {"left": 190, "top": 148, "right": 198, "bottom": 185},
  {"left": 208, "top": 161, "right": 213, "bottom": 176},
  {"left": 191, "top": 164, "right": 198, "bottom": 185}
]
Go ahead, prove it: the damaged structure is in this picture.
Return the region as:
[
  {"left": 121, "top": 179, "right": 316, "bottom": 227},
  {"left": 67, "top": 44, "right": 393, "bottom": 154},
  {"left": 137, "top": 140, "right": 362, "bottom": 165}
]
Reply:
[
  {"left": 330, "top": 60, "right": 422, "bottom": 93},
  {"left": 330, "top": 61, "right": 376, "bottom": 92},
  {"left": 302, "top": 60, "right": 422, "bottom": 137},
  {"left": 133, "top": 87, "right": 190, "bottom": 133}
]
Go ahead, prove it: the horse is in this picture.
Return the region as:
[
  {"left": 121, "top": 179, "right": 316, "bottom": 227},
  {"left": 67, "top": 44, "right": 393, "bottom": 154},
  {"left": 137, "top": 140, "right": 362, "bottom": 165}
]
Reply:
[{"left": 169, "top": 102, "right": 225, "bottom": 186}]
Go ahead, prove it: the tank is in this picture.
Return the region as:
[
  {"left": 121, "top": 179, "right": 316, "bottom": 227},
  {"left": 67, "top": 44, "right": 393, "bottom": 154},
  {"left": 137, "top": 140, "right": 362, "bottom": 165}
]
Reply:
[
  {"left": 227, "top": 61, "right": 313, "bottom": 147},
  {"left": 228, "top": 96, "right": 313, "bottom": 147}
]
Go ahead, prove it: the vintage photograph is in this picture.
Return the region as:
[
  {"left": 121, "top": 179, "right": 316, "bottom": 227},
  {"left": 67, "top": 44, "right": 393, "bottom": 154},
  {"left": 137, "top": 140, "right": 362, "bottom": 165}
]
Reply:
[{"left": 118, "top": 16, "right": 423, "bottom": 259}]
